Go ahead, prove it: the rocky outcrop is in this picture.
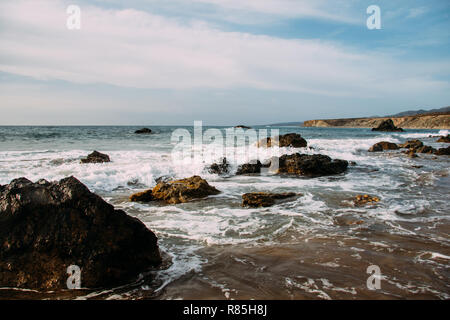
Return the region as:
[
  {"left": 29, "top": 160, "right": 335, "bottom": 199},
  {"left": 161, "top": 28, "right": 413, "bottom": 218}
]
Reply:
[
  {"left": 80, "top": 151, "right": 111, "bottom": 164},
  {"left": 258, "top": 133, "right": 307, "bottom": 148},
  {"left": 435, "top": 146, "right": 450, "bottom": 155},
  {"left": 207, "top": 158, "right": 230, "bottom": 175},
  {"left": 371, "top": 119, "right": 404, "bottom": 132},
  {"left": 437, "top": 135, "right": 450, "bottom": 143},
  {"left": 242, "top": 192, "right": 298, "bottom": 207},
  {"left": 134, "top": 128, "right": 152, "bottom": 134},
  {"left": 0, "top": 177, "right": 161, "bottom": 290},
  {"left": 368, "top": 142, "right": 399, "bottom": 152},
  {"left": 303, "top": 113, "right": 450, "bottom": 129},
  {"left": 353, "top": 194, "right": 380, "bottom": 206},
  {"left": 130, "top": 176, "right": 220, "bottom": 204},
  {"left": 275, "top": 153, "right": 348, "bottom": 177}
]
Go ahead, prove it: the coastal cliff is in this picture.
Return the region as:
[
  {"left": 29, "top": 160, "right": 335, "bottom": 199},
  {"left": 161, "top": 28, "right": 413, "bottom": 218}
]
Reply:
[{"left": 303, "top": 113, "right": 450, "bottom": 129}]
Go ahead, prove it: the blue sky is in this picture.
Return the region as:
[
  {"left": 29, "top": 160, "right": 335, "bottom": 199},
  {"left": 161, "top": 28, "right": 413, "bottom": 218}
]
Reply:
[{"left": 0, "top": 0, "right": 449, "bottom": 125}]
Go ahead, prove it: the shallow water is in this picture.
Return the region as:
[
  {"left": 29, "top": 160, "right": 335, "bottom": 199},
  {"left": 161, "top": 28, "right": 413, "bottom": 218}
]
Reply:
[{"left": 0, "top": 125, "right": 449, "bottom": 299}]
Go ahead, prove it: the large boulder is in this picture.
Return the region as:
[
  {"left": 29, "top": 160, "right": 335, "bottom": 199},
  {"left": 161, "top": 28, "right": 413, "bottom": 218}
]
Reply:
[
  {"left": 0, "top": 177, "right": 161, "bottom": 290},
  {"left": 242, "top": 192, "right": 298, "bottom": 207},
  {"left": 80, "top": 151, "right": 111, "bottom": 164},
  {"left": 258, "top": 133, "right": 307, "bottom": 148},
  {"left": 276, "top": 153, "right": 348, "bottom": 177},
  {"left": 130, "top": 176, "right": 220, "bottom": 204},
  {"left": 436, "top": 135, "right": 450, "bottom": 143},
  {"left": 371, "top": 119, "right": 403, "bottom": 132},
  {"left": 368, "top": 141, "right": 399, "bottom": 152}
]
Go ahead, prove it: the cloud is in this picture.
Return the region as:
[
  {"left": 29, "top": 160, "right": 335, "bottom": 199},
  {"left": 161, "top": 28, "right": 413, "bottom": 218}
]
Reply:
[
  {"left": 407, "top": 7, "right": 428, "bottom": 19},
  {"left": 0, "top": 0, "right": 449, "bottom": 101}
]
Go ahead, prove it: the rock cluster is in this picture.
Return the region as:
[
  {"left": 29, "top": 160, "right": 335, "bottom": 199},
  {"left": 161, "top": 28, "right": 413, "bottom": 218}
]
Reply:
[
  {"left": 353, "top": 194, "right": 380, "bottom": 206},
  {"left": 0, "top": 177, "right": 161, "bottom": 290}
]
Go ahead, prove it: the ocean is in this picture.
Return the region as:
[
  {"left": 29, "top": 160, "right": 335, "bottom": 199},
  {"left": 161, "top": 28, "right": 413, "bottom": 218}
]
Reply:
[{"left": 0, "top": 125, "right": 449, "bottom": 299}]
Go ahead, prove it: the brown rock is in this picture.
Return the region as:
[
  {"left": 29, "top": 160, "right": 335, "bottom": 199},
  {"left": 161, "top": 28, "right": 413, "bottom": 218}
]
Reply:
[
  {"left": 80, "top": 151, "right": 111, "bottom": 164},
  {"left": 0, "top": 177, "right": 161, "bottom": 290},
  {"left": 436, "top": 135, "right": 450, "bottom": 143},
  {"left": 151, "top": 176, "right": 220, "bottom": 204},
  {"left": 129, "top": 189, "right": 154, "bottom": 202},
  {"left": 354, "top": 194, "right": 380, "bottom": 206},
  {"left": 416, "top": 145, "right": 435, "bottom": 154},
  {"left": 368, "top": 141, "right": 399, "bottom": 152},
  {"left": 258, "top": 133, "right": 307, "bottom": 148},
  {"left": 276, "top": 153, "right": 348, "bottom": 176},
  {"left": 435, "top": 146, "right": 450, "bottom": 155},
  {"left": 236, "top": 160, "right": 263, "bottom": 175},
  {"left": 242, "top": 192, "right": 298, "bottom": 207},
  {"left": 399, "top": 140, "right": 423, "bottom": 149}
]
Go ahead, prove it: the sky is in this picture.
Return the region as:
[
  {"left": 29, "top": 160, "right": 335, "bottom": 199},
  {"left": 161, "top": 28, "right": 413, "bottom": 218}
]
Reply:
[{"left": 0, "top": 0, "right": 449, "bottom": 125}]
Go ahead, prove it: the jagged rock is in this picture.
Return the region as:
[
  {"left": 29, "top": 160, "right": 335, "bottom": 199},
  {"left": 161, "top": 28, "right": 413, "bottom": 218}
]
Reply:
[
  {"left": 134, "top": 128, "right": 152, "bottom": 134},
  {"left": 207, "top": 158, "right": 231, "bottom": 175},
  {"left": 354, "top": 194, "right": 380, "bottom": 206},
  {"left": 435, "top": 146, "right": 450, "bottom": 155},
  {"left": 0, "top": 177, "right": 161, "bottom": 290},
  {"left": 368, "top": 141, "right": 399, "bottom": 152},
  {"left": 399, "top": 140, "right": 423, "bottom": 149},
  {"left": 371, "top": 119, "right": 404, "bottom": 132},
  {"left": 276, "top": 153, "right": 348, "bottom": 176},
  {"left": 132, "top": 176, "right": 220, "bottom": 204},
  {"left": 257, "top": 133, "right": 307, "bottom": 148},
  {"left": 437, "top": 135, "right": 450, "bottom": 143},
  {"left": 236, "top": 160, "right": 264, "bottom": 175},
  {"left": 80, "top": 151, "right": 111, "bottom": 164},
  {"left": 242, "top": 192, "right": 298, "bottom": 207}
]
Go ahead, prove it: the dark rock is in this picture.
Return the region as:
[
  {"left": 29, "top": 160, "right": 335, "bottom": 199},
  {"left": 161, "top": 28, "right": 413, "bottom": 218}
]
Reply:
[
  {"left": 435, "top": 146, "right": 450, "bottom": 155},
  {"left": 258, "top": 133, "right": 307, "bottom": 148},
  {"left": 207, "top": 158, "right": 230, "bottom": 175},
  {"left": 80, "top": 151, "right": 111, "bottom": 164},
  {"left": 236, "top": 160, "right": 263, "bottom": 175},
  {"left": 234, "top": 125, "right": 251, "bottom": 129},
  {"left": 242, "top": 192, "right": 298, "bottom": 207},
  {"left": 0, "top": 177, "right": 161, "bottom": 290},
  {"left": 399, "top": 140, "right": 423, "bottom": 149},
  {"left": 134, "top": 128, "right": 152, "bottom": 134},
  {"left": 437, "top": 135, "right": 450, "bottom": 143},
  {"left": 405, "top": 150, "right": 418, "bottom": 158},
  {"left": 416, "top": 145, "right": 435, "bottom": 154},
  {"left": 368, "top": 141, "right": 399, "bottom": 152},
  {"left": 371, "top": 119, "right": 404, "bottom": 132},
  {"left": 276, "top": 153, "right": 348, "bottom": 177},
  {"left": 151, "top": 176, "right": 220, "bottom": 204},
  {"left": 129, "top": 190, "right": 154, "bottom": 202}
]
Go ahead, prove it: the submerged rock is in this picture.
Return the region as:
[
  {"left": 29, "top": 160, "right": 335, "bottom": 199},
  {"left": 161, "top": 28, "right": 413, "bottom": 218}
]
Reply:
[
  {"left": 435, "top": 146, "right": 450, "bottom": 155},
  {"left": 353, "top": 194, "right": 380, "bottom": 206},
  {"left": 368, "top": 141, "right": 399, "bottom": 152},
  {"left": 276, "top": 153, "right": 348, "bottom": 177},
  {"left": 130, "top": 176, "right": 220, "bottom": 204},
  {"left": 80, "top": 150, "right": 111, "bottom": 164},
  {"left": 371, "top": 119, "right": 404, "bottom": 132},
  {"left": 436, "top": 135, "right": 450, "bottom": 143},
  {"left": 242, "top": 192, "right": 298, "bottom": 207},
  {"left": 207, "top": 158, "right": 231, "bottom": 175},
  {"left": 257, "top": 133, "right": 307, "bottom": 148},
  {"left": 134, "top": 128, "right": 152, "bottom": 134},
  {"left": 0, "top": 177, "right": 161, "bottom": 290}
]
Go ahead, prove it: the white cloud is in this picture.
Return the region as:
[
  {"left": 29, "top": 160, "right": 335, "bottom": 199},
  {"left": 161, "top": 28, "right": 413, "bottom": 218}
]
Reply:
[
  {"left": 0, "top": 0, "right": 449, "bottom": 100},
  {"left": 407, "top": 7, "right": 428, "bottom": 19}
]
